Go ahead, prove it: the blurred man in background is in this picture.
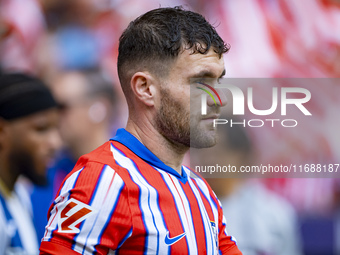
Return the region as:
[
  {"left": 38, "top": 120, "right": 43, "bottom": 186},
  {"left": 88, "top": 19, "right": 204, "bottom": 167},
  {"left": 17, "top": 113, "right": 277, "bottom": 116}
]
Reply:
[
  {"left": 0, "top": 72, "right": 61, "bottom": 254},
  {"left": 52, "top": 68, "right": 117, "bottom": 159},
  {"left": 30, "top": 68, "right": 117, "bottom": 240}
]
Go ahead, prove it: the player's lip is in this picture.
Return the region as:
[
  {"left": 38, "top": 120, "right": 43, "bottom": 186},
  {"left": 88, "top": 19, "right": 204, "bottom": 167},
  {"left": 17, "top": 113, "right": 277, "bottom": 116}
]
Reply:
[{"left": 202, "top": 114, "right": 220, "bottom": 120}]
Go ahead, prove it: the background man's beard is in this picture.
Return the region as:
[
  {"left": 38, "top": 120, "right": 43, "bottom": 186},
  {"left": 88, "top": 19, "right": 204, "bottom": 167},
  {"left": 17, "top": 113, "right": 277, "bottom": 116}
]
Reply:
[{"left": 9, "top": 149, "right": 48, "bottom": 186}]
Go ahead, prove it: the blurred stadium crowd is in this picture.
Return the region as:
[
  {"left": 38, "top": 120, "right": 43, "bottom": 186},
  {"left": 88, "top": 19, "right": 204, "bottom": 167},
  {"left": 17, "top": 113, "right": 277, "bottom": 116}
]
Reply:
[{"left": 1, "top": 0, "right": 340, "bottom": 254}]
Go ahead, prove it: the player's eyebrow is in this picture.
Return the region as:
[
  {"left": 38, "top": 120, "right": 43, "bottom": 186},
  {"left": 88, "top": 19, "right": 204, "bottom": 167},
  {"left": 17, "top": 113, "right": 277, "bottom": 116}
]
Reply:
[{"left": 192, "top": 69, "right": 226, "bottom": 79}]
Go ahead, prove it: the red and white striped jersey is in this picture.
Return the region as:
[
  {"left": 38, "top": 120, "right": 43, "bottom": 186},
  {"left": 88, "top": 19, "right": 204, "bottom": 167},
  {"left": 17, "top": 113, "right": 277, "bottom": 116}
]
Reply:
[{"left": 40, "top": 129, "right": 242, "bottom": 255}]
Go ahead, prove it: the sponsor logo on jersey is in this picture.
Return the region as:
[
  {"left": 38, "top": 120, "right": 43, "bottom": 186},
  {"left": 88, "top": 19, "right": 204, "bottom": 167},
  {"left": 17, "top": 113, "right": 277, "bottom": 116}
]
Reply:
[
  {"left": 164, "top": 231, "right": 186, "bottom": 246},
  {"left": 57, "top": 198, "right": 96, "bottom": 233}
]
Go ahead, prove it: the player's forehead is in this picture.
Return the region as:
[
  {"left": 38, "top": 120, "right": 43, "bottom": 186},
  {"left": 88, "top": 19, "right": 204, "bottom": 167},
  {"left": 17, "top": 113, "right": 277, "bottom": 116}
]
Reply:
[{"left": 171, "top": 49, "right": 225, "bottom": 79}]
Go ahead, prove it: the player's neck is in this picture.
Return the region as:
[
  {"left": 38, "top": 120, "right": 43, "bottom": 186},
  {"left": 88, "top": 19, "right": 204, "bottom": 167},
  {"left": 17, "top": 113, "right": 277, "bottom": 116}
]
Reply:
[{"left": 126, "top": 119, "right": 187, "bottom": 174}]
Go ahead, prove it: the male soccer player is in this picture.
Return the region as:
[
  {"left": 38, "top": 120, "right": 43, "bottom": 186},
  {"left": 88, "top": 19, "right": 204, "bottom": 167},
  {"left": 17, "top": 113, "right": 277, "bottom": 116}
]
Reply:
[
  {"left": 40, "top": 6, "right": 242, "bottom": 255},
  {"left": 0, "top": 73, "right": 61, "bottom": 254}
]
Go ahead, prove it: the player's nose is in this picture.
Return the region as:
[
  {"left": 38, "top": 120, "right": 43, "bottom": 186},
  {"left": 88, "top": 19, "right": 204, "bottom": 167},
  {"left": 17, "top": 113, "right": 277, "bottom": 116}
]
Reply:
[{"left": 207, "top": 88, "right": 227, "bottom": 107}]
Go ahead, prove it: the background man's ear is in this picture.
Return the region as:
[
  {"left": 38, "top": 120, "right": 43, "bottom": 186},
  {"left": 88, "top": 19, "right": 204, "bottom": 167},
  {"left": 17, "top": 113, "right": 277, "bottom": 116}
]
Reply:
[{"left": 130, "top": 71, "right": 157, "bottom": 107}]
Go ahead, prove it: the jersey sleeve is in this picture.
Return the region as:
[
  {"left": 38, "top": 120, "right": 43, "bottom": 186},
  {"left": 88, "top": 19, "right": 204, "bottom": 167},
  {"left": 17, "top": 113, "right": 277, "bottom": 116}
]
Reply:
[
  {"left": 215, "top": 196, "right": 243, "bottom": 255},
  {"left": 39, "top": 159, "right": 133, "bottom": 255}
]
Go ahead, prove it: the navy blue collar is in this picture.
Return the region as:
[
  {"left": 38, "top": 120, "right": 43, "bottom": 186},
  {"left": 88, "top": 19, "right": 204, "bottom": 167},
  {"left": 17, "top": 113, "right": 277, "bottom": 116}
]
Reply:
[{"left": 110, "top": 128, "right": 188, "bottom": 183}]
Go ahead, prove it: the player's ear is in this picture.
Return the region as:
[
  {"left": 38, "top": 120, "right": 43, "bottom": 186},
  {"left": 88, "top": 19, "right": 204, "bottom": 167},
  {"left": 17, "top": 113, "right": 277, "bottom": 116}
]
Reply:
[{"left": 130, "top": 71, "right": 157, "bottom": 107}]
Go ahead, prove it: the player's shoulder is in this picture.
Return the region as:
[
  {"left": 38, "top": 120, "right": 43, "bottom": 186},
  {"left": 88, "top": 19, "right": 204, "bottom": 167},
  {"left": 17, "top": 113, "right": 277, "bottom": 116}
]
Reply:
[
  {"left": 64, "top": 140, "right": 135, "bottom": 186},
  {"left": 53, "top": 141, "right": 132, "bottom": 207}
]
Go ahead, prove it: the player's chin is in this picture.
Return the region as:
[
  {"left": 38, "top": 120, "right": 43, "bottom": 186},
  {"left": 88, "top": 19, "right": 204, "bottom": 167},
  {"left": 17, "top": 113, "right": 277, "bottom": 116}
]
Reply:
[{"left": 190, "top": 129, "right": 217, "bottom": 148}]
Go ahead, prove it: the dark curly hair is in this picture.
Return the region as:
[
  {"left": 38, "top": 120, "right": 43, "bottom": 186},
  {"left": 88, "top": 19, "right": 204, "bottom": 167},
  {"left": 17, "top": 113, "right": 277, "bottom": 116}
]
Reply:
[{"left": 117, "top": 6, "right": 229, "bottom": 96}]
